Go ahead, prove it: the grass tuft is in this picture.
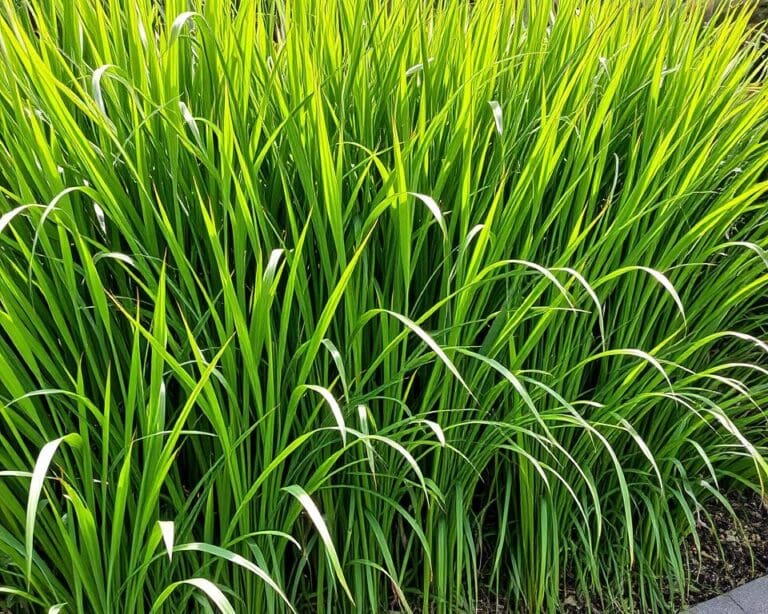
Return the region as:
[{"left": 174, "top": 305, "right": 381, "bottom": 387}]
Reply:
[{"left": 0, "top": 0, "right": 767, "bottom": 612}]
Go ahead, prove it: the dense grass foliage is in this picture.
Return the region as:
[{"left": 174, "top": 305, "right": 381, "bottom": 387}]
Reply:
[{"left": 0, "top": 0, "right": 767, "bottom": 611}]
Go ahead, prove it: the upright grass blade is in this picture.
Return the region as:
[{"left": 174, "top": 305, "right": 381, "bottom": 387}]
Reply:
[{"left": 25, "top": 434, "right": 82, "bottom": 584}]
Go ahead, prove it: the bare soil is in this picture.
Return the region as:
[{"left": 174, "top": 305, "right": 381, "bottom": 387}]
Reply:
[
  {"left": 559, "top": 490, "right": 768, "bottom": 613},
  {"left": 684, "top": 490, "right": 768, "bottom": 604}
]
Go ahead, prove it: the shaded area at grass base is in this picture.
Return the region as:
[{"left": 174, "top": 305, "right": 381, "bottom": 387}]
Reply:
[
  {"left": 684, "top": 491, "right": 768, "bottom": 605},
  {"left": 555, "top": 491, "right": 768, "bottom": 613}
]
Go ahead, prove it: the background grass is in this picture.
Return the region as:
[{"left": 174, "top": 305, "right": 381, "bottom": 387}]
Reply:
[{"left": 0, "top": 0, "right": 767, "bottom": 611}]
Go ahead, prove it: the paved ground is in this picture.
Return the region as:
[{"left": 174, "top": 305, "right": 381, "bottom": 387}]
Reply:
[{"left": 686, "top": 576, "right": 768, "bottom": 613}]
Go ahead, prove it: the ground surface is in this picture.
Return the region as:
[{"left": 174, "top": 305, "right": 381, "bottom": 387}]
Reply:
[
  {"left": 684, "top": 491, "right": 768, "bottom": 606},
  {"left": 686, "top": 576, "right": 768, "bottom": 613},
  {"left": 558, "top": 491, "right": 768, "bottom": 613}
]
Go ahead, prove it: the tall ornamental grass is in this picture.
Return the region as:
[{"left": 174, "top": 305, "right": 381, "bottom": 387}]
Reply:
[{"left": 0, "top": 0, "right": 767, "bottom": 611}]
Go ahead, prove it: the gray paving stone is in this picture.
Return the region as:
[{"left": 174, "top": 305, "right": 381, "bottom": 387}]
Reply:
[
  {"left": 687, "top": 594, "right": 745, "bottom": 614},
  {"left": 728, "top": 577, "right": 768, "bottom": 613}
]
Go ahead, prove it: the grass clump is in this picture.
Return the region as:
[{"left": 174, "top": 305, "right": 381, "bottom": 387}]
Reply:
[{"left": 1, "top": 0, "right": 767, "bottom": 611}]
